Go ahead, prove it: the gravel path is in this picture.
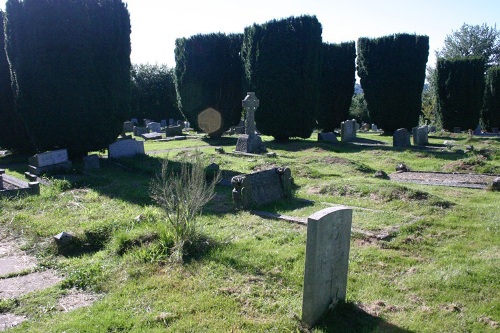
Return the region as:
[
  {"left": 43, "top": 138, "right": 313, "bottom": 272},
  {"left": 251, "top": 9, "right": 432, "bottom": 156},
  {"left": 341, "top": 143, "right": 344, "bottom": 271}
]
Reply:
[{"left": 389, "top": 171, "right": 498, "bottom": 189}]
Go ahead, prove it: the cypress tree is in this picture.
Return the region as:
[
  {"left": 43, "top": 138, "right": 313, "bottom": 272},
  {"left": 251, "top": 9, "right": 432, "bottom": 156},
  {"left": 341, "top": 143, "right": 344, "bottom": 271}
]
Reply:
[
  {"left": 482, "top": 66, "right": 500, "bottom": 131},
  {"left": 242, "top": 15, "right": 322, "bottom": 141},
  {"left": 131, "top": 64, "right": 182, "bottom": 121},
  {"left": 4, "top": 0, "right": 131, "bottom": 157},
  {"left": 357, "top": 34, "right": 429, "bottom": 133},
  {"left": 436, "top": 57, "right": 485, "bottom": 131},
  {"left": 174, "top": 33, "right": 243, "bottom": 138},
  {"left": 317, "top": 42, "right": 356, "bottom": 132}
]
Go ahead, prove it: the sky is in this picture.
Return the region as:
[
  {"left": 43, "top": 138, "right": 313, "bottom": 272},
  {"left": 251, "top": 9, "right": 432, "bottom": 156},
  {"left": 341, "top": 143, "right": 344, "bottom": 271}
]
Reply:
[{"left": 1, "top": 0, "right": 499, "bottom": 69}]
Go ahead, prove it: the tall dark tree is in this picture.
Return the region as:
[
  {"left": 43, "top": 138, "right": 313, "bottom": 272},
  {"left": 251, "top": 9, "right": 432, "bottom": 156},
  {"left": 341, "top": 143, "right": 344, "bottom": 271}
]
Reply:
[
  {"left": 481, "top": 66, "right": 500, "bottom": 130},
  {"left": 175, "top": 33, "right": 243, "bottom": 137},
  {"left": 131, "top": 64, "right": 182, "bottom": 121},
  {"left": 317, "top": 42, "right": 356, "bottom": 132},
  {"left": 357, "top": 33, "right": 429, "bottom": 133},
  {"left": 436, "top": 57, "right": 485, "bottom": 131},
  {"left": 242, "top": 15, "right": 322, "bottom": 141},
  {"left": 4, "top": 0, "right": 131, "bottom": 157},
  {"left": 0, "top": 10, "right": 30, "bottom": 151}
]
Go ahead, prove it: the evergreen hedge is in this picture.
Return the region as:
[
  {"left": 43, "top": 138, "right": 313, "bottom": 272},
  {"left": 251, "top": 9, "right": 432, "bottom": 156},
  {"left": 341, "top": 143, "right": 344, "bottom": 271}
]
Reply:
[
  {"left": 357, "top": 33, "right": 429, "bottom": 133},
  {"left": 131, "top": 64, "right": 182, "bottom": 122},
  {"left": 4, "top": 0, "right": 131, "bottom": 157},
  {"left": 317, "top": 42, "right": 356, "bottom": 132},
  {"left": 482, "top": 66, "right": 500, "bottom": 131},
  {"left": 175, "top": 33, "right": 243, "bottom": 137},
  {"left": 242, "top": 15, "right": 322, "bottom": 141},
  {"left": 436, "top": 57, "right": 485, "bottom": 131}
]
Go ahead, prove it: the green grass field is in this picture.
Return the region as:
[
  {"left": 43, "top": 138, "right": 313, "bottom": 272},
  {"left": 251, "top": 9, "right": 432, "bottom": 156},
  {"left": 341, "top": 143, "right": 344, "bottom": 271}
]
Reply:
[{"left": 1, "top": 132, "right": 499, "bottom": 332}]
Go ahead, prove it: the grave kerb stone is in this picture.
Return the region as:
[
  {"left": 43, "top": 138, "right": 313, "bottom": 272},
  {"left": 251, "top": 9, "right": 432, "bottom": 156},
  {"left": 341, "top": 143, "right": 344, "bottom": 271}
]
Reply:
[{"left": 302, "top": 207, "right": 352, "bottom": 327}]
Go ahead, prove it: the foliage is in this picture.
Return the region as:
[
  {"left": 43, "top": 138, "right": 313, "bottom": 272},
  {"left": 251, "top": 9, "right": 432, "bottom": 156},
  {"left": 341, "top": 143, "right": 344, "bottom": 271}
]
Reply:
[
  {"left": 149, "top": 153, "right": 220, "bottom": 263},
  {"left": 482, "top": 66, "right": 500, "bottom": 130},
  {"left": 436, "top": 23, "right": 500, "bottom": 67},
  {"left": 317, "top": 42, "right": 356, "bottom": 132},
  {"left": 130, "top": 64, "right": 182, "bottom": 122},
  {"left": 174, "top": 33, "right": 243, "bottom": 137},
  {"left": 4, "top": 0, "right": 131, "bottom": 157},
  {"left": 357, "top": 33, "right": 429, "bottom": 133},
  {"left": 242, "top": 15, "right": 322, "bottom": 141},
  {"left": 436, "top": 56, "right": 485, "bottom": 131},
  {"left": 348, "top": 93, "right": 370, "bottom": 124}
]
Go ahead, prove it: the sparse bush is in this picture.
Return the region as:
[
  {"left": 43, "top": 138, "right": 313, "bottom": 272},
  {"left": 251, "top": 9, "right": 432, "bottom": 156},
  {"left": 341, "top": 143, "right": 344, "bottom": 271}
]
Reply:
[{"left": 149, "top": 153, "right": 220, "bottom": 263}]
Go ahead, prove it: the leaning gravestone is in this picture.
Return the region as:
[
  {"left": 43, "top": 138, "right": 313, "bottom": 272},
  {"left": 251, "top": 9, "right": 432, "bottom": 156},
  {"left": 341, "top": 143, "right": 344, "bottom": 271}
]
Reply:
[
  {"left": 340, "top": 119, "right": 357, "bottom": 142},
  {"left": 302, "top": 207, "right": 353, "bottom": 327},
  {"left": 412, "top": 125, "right": 428, "bottom": 146},
  {"left": 318, "top": 132, "right": 338, "bottom": 143},
  {"left": 165, "top": 125, "right": 183, "bottom": 137},
  {"left": 393, "top": 128, "right": 411, "bottom": 148},
  {"left": 235, "top": 92, "right": 266, "bottom": 154},
  {"left": 28, "top": 149, "right": 72, "bottom": 175},
  {"left": 133, "top": 126, "right": 148, "bottom": 137},
  {"left": 108, "top": 139, "right": 145, "bottom": 159},
  {"left": 231, "top": 167, "right": 292, "bottom": 209}
]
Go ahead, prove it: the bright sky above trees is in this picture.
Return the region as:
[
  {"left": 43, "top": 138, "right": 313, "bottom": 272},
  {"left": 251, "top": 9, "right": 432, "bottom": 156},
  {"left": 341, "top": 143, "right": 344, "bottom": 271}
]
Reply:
[{"left": 2, "top": 0, "right": 499, "bottom": 67}]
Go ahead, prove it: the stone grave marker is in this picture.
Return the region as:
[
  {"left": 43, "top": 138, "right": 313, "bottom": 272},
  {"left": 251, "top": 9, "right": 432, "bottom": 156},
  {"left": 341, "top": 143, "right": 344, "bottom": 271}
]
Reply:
[
  {"left": 133, "top": 126, "right": 148, "bottom": 137},
  {"left": 340, "top": 119, "right": 357, "bottom": 142},
  {"left": 165, "top": 125, "right": 183, "bottom": 137},
  {"left": 235, "top": 92, "right": 266, "bottom": 154},
  {"left": 317, "top": 132, "right": 338, "bottom": 143},
  {"left": 147, "top": 122, "right": 161, "bottom": 133},
  {"left": 160, "top": 119, "right": 167, "bottom": 127},
  {"left": 123, "top": 121, "right": 134, "bottom": 133},
  {"left": 83, "top": 154, "right": 100, "bottom": 170},
  {"left": 412, "top": 125, "right": 428, "bottom": 146},
  {"left": 131, "top": 118, "right": 138, "bottom": 125},
  {"left": 143, "top": 119, "right": 151, "bottom": 126},
  {"left": 28, "top": 149, "right": 72, "bottom": 175},
  {"left": 231, "top": 167, "right": 292, "bottom": 209},
  {"left": 429, "top": 125, "right": 437, "bottom": 133},
  {"left": 141, "top": 132, "right": 163, "bottom": 140},
  {"left": 169, "top": 118, "right": 175, "bottom": 126},
  {"left": 302, "top": 207, "right": 353, "bottom": 327},
  {"left": 1, "top": 169, "right": 40, "bottom": 197},
  {"left": 454, "top": 127, "right": 461, "bottom": 133},
  {"left": 108, "top": 139, "right": 145, "bottom": 159},
  {"left": 371, "top": 124, "right": 378, "bottom": 131},
  {"left": 393, "top": 128, "right": 411, "bottom": 148}
]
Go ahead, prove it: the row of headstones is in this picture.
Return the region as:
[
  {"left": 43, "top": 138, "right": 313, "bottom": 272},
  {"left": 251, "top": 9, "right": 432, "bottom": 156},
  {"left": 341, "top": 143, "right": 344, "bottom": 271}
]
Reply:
[
  {"left": 318, "top": 119, "right": 380, "bottom": 143},
  {"left": 123, "top": 119, "right": 190, "bottom": 138},
  {"left": 393, "top": 126, "right": 430, "bottom": 148}
]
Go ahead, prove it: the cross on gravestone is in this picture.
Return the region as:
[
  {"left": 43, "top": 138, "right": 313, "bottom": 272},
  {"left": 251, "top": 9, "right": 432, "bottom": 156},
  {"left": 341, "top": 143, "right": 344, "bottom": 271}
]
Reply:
[{"left": 242, "top": 92, "right": 259, "bottom": 135}]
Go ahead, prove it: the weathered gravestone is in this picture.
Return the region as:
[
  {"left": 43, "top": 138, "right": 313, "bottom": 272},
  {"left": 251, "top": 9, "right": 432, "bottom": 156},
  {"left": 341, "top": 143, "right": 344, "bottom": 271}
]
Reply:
[
  {"left": 133, "top": 126, "right": 148, "bottom": 137},
  {"left": 83, "top": 154, "right": 100, "bottom": 170},
  {"left": 0, "top": 169, "right": 40, "bottom": 197},
  {"left": 317, "top": 132, "right": 338, "bottom": 143},
  {"left": 302, "top": 207, "right": 352, "bottom": 327},
  {"left": 454, "top": 127, "right": 461, "bottom": 133},
  {"left": 165, "top": 125, "right": 183, "bottom": 137},
  {"left": 123, "top": 121, "right": 134, "bottom": 133},
  {"left": 371, "top": 124, "right": 378, "bottom": 131},
  {"left": 393, "top": 128, "right": 411, "bottom": 148},
  {"left": 231, "top": 167, "right": 292, "bottom": 209},
  {"left": 141, "top": 132, "right": 163, "bottom": 141},
  {"left": 340, "top": 119, "right": 357, "bottom": 142},
  {"left": 147, "top": 122, "right": 162, "bottom": 133},
  {"left": 28, "top": 149, "right": 72, "bottom": 175},
  {"left": 108, "top": 139, "right": 145, "bottom": 159},
  {"left": 160, "top": 119, "right": 167, "bottom": 127},
  {"left": 131, "top": 118, "right": 138, "bottom": 125},
  {"left": 428, "top": 125, "right": 437, "bottom": 133},
  {"left": 412, "top": 125, "right": 428, "bottom": 146},
  {"left": 235, "top": 92, "right": 266, "bottom": 154}
]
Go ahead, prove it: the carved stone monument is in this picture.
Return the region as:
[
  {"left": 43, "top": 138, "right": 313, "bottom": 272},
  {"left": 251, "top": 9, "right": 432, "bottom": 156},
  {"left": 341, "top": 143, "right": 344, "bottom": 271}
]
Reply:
[
  {"left": 340, "top": 119, "right": 357, "bottom": 142},
  {"left": 235, "top": 92, "right": 266, "bottom": 154}
]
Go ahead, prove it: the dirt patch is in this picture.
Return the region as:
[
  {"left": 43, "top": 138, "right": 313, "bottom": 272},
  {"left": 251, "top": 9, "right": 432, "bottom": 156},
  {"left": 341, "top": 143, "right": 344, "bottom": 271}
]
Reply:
[
  {"left": 0, "top": 270, "right": 62, "bottom": 299},
  {"left": 389, "top": 171, "right": 498, "bottom": 189},
  {"left": 0, "top": 314, "right": 27, "bottom": 331},
  {"left": 58, "top": 289, "right": 102, "bottom": 312}
]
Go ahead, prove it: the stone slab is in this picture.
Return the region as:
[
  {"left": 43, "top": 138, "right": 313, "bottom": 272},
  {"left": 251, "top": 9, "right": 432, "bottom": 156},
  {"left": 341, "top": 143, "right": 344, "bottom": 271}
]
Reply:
[
  {"left": 28, "top": 149, "right": 69, "bottom": 168},
  {"left": 108, "top": 139, "right": 145, "bottom": 159},
  {"left": 302, "top": 207, "right": 352, "bottom": 327},
  {"left": 165, "top": 125, "right": 183, "bottom": 137},
  {"left": 235, "top": 134, "right": 266, "bottom": 154},
  {"left": 141, "top": 132, "right": 163, "bottom": 140},
  {"left": 28, "top": 161, "right": 72, "bottom": 176}
]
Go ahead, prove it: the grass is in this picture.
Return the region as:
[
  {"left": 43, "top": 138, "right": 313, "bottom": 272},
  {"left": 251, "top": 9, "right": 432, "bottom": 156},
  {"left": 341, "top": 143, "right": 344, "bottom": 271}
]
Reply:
[{"left": 0, "top": 132, "right": 499, "bottom": 332}]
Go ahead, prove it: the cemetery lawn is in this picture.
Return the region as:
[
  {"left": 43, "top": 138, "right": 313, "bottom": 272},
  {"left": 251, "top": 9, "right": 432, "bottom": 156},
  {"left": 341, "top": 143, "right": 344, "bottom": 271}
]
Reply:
[{"left": 0, "top": 132, "right": 499, "bottom": 332}]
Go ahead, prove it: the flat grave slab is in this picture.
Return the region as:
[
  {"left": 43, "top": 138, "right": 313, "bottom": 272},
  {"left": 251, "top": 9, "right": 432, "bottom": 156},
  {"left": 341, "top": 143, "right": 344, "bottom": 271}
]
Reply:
[{"left": 389, "top": 171, "right": 499, "bottom": 189}]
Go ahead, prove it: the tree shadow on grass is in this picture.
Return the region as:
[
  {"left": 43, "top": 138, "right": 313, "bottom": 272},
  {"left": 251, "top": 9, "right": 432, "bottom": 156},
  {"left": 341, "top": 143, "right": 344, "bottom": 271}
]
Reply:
[{"left": 313, "top": 302, "right": 414, "bottom": 333}]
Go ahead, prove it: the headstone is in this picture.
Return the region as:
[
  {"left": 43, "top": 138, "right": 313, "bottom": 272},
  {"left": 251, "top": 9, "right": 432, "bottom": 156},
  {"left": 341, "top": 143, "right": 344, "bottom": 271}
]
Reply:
[
  {"left": 108, "top": 139, "right": 145, "bottom": 159},
  {"left": 83, "top": 154, "right": 100, "bottom": 170},
  {"left": 393, "top": 128, "right": 411, "bottom": 148},
  {"left": 141, "top": 132, "right": 163, "bottom": 140},
  {"left": 184, "top": 121, "right": 190, "bottom": 129},
  {"left": 133, "top": 126, "right": 148, "bottom": 137},
  {"left": 429, "top": 125, "right": 437, "bottom": 133},
  {"left": 454, "top": 127, "right": 461, "bottom": 133},
  {"left": 302, "top": 207, "right": 353, "bottom": 327},
  {"left": 412, "top": 125, "right": 428, "bottom": 146},
  {"left": 473, "top": 124, "right": 482, "bottom": 135},
  {"left": 317, "top": 132, "right": 338, "bottom": 143},
  {"left": 28, "top": 149, "right": 72, "bottom": 175},
  {"left": 169, "top": 118, "right": 175, "bottom": 126},
  {"left": 165, "top": 125, "right": 183, "bottom": 137},
  {"left": 492, "top": 128, "right": 499, "bottom": 134},
  {"left": 177, "top": 120, "right": 183, "bottom": 126},
  {"left": 147, "top": 122, "right": 161, "bottom": 133},
  {"left": 340, "top": 119, "right": 357, "bottom": 142},
  {"left": 160, "top": 119, "right": 167, "bottom": 127},
  {"left": 235, "top": 92, "right": 266, "bottom": 154},
  {"left": 143, "top": 119, "right": 151, "bottom": 126},
  {"left": 231, "top": 167, "right": 292, "bottom": 209},
  {"left": 371, "top": 124, "right": 378, "bottom": 131},
  {"left": 131, "top": 118, "right": 138, "bottom": 125},
  {"left": 123, "top": 121, "right": 134, "bottom": 133}
]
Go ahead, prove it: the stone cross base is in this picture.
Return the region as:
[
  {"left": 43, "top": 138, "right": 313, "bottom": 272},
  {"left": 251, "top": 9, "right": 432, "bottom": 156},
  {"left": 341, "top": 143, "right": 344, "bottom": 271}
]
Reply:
[{"left": 235, "top": 134, "right": 266, "bottom": 154}]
